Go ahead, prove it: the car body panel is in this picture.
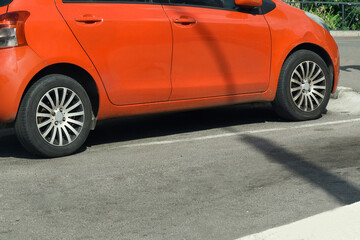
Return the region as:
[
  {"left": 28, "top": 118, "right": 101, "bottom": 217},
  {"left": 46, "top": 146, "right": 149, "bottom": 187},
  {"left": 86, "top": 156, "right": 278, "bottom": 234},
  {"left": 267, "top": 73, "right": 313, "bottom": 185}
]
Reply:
[
  {"left": 0, "top": 0, "right": 339, "bottom": 123},
  {"left": 0, "top": 6, "right": 7, "bottom": 14},
  {"left": 0, "top": 0, "right": 110, "bottom": 122},
  {"left": 264, "top": 0, "right": 339, "bottom": 97},
  {"left": 162, "top": 5, "right": 271, "bottom": 100},
  {"left": 0, "top": 47, "right": 46, "bottom": 122},
  {"left": 55, "top": 1, "right": 173, "bottom": 106}
]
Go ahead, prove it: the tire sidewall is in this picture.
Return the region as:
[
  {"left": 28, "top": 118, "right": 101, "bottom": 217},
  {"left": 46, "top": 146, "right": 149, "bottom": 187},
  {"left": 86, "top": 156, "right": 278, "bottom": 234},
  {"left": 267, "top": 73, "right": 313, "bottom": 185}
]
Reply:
[
  {"left": 16, "top": 74, "right": 92, "bottom": 158},
  {"left": 278, "top": 50, "right": 332, "bottom": 121}
]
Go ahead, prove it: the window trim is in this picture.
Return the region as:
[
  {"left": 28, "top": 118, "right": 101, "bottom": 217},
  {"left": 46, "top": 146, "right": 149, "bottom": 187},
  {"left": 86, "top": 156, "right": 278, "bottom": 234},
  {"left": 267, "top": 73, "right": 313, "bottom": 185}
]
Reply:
[
  {"left": 61, "top": 0, "right": 276, "bottom": 15},
  {"left": 62, "top": 0, "right": 159, "bottom": 3}
]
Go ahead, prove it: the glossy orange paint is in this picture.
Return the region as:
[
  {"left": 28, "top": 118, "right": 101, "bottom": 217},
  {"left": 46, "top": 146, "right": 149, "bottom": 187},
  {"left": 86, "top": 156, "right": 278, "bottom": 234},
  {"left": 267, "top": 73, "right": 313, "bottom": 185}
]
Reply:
[
  {"left": 0, "top": 6, "right": 7, "bottom": 14},
  {"left": 0, "top": 0, "right": 109, "bottom": 122},
  {"left": 264, "top": 0, "right": 339, "bottom": 97},
  {"left": 56, "top": 2, "right": 173, "bottom": 106},
  {"left": 162, "top": 5, "right": 271, "bottom": 100},
  {"left": 235, "top": 0, "right": 263, "bottom": 7},
  {"left": 0, "top": 47, "right": 46, "bottom": 121},
  {"left": 0, "top": 0, "right": 339, "bottom": 123}
]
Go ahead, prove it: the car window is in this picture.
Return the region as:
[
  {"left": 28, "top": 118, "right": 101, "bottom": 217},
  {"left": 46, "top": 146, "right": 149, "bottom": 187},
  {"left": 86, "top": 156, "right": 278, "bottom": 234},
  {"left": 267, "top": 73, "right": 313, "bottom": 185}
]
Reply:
[
  {"left": 0, "top": 0, "right": 12, "bottom": 7},
  {"left": 165, "top": 0, "right": 242, "bottom": 10},
  {"left": 63, "top": 0, "right": 154, "bottom": 3},
  {"left": 168, "top": 0, "right": 225, "bottom": 8}
]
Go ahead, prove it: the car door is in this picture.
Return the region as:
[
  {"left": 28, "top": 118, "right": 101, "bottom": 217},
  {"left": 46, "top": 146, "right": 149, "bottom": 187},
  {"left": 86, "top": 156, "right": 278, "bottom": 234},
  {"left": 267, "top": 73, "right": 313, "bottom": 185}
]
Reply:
[
  {"left": 162, "top": 0, "right": 271, "bottom": 100},
  {"left": 55, "top": 0, "right": 173, "bottom": 105}
]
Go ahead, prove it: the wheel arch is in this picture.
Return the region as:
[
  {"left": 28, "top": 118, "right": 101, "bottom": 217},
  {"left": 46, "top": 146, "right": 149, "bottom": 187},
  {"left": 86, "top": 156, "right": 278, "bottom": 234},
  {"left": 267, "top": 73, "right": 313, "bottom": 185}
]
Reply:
[
  {"left": 285, "top": 43, "right": 335, "bottom": 92},
  {"left": 22, "top": 63, "right": 100, "bottom": 118}
]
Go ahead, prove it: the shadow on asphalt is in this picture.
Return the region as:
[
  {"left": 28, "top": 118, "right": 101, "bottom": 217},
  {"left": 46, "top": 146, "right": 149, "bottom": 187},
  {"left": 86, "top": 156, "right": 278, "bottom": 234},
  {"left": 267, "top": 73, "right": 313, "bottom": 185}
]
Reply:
[
  {"left": 0, "top": 103, "right": 280, "bottom": 159},
  {"left": 340, "top": 65, "right": 360, "bottom": 72},
  {"left": 0, "top": 129, "right": 37, "bottom": 159},
  {"left": 242, "top": 135, "right": 360, "bottom": 205},
  {"left": 85, "top": 103, "right": 280, "bottom": 147}
]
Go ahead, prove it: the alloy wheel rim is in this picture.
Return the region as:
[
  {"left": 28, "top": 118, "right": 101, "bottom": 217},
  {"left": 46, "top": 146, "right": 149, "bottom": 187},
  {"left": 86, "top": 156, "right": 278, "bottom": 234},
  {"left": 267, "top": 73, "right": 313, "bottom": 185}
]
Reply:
[
  {"left": 290, "top": 61, "right": 326, "bottom": 112},
  {"left": 36, "top": 87, "right": 85, "bottom": 146}
]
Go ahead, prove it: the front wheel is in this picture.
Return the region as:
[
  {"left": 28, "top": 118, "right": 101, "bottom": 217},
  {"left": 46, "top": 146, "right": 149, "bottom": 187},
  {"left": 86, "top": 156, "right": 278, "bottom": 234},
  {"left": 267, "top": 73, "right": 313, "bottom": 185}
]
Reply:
[
  {"left": 15, "top": 74, "right": 92, "bottom": 158},
  {"left": 273, "top": 50, "right": 332, "bottom": 121}
]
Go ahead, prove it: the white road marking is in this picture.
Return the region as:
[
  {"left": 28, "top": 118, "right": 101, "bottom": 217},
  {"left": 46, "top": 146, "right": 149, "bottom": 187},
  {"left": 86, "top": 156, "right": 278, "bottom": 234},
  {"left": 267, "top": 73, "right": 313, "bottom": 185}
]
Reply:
[
  {"left": 104, "top": 117, "right": 360, "bottom": 149},
  {"left": 236, "top": 201, "right": 360, "bottom": 240}
]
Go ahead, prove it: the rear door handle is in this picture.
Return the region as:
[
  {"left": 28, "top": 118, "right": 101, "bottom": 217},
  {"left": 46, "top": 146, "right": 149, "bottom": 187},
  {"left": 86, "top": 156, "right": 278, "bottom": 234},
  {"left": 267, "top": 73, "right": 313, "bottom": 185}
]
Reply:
[
  {"left": 75, "top": 15, "right": 103, "bottom": 24},
  {"left": 173, "top": 16, "right": 196, "bottom": 25}
]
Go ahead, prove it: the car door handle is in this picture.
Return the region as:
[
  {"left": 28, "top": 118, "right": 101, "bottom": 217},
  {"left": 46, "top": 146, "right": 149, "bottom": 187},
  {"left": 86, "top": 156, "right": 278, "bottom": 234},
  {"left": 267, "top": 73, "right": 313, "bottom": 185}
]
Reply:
[
  {"left": 75, "top": 15, "right": 103, "bottom": 24},
  {"left": 173, "top": 16, "right": 196, "bottom": 25}
]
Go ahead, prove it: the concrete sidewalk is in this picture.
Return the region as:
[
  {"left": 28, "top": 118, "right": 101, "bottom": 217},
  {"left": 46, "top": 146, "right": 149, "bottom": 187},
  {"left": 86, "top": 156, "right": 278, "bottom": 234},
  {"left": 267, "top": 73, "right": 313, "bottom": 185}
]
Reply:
[
  {"left": 331, "top": 31, "right": 360, "bottom": 37},
  {"left": 237, "top": 201, "right": 360, "bottom": 240}
]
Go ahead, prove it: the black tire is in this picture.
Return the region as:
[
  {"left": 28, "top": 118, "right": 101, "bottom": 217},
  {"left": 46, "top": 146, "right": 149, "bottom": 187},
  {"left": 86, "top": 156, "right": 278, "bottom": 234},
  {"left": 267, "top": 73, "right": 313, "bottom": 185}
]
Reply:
[
  {"left": 15, "top": 74, "right": 92, "bottom": 158},
  {"left": 273, "top": 50, "right": 332, "bottom": 121}
]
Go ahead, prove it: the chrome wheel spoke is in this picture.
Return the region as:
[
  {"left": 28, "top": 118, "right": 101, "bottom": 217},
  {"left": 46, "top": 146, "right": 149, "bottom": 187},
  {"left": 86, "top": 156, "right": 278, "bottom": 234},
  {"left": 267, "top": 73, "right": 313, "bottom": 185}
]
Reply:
[
  {"left": 67, "top": 118, "right": 84, "bottom": 127},
  {"left": 42, "top": 124, "right": 54, "bottom": 138},
  {"left": 50, "top": 127, "right": 57, "bottom": 144},
  {"left": 309, "top": 62, "right": 316, "bottom": 79},
  {"left": 45, "top": 93, "right": 56, "bottom": 109},
  {"left": 294, "top": 69, "right": 302, "bottom": 80},
  {"left": 290, "top": 60, "right": 326, "bottom": 112},
  {"left": 313, "top": 89, "right": 324, "bottom": 99},
  {"left": 58, "top": 127, "right": 63, "bottom": 146},
  {"left": 36, "top": 87, "right": 84, "bottom": 147},
  {"left": 67, "top": 111, "right": 84, "bottom": 117},
  {"left": 60, "top": 88, "right": 67, "bottom": 106},
  {"left": 310, "top": 69, "right": 322, "bottom": 81},
  {"left": 62, "top": 126, "right": 72, "bottom": 143},
  {"left": 313, "top": 85, "right": 326, "bottom": 90},
  {"left": 297, "top": 94, "right": 305, "bottom": 108},
  {"left": 308, "top": 95, "right": 314, "bottom": 111},
  {"left": 310, "top": 93, "right": 320, "bottom": 106},
  {"left": 293, "top": 91, "right": 302, "bottom": 101},
  {"left": 66, "top": 101, "right": 81, "bottom": 113},
  {"left": 291, "top": 86, "right": 302, "bottom": 92},
  {"left": 36, "top": 112, "right": 52, "bottom": 118},
  {"left": 38, "top": 119, "right": 52, "bottom": 128},
  {"left": 63, "top": 92, "right": 75, "bottom": 109},
  {"left": 55, "top": 88, "right": 60, "bottom": 107},
  {"left": 65, "top": 123, "right": 80, "bottom": 137},
  {"left": 300, "top": 63, "right": 306, "bottom": 79},
  {"left": 39, "top": 102, "right": 52, "bottom": 113},
  {"left": 291, "top": 78, "right": 302, "bottom": 85},
  {"left": 305, "top": 61, "right": 310, "bottom": 78},
  {"left": 312, "top": 77, "right": 325, "bottom": 85}
]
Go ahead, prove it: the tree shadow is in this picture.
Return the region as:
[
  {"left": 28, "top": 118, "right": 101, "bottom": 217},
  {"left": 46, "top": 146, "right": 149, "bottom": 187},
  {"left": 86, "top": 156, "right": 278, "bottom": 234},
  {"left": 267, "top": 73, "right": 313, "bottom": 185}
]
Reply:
[
  {"left": 242, "top": 134, "right": 360, "bottom": 205},
  {"left": 340, "top": 65, "right": 360, "bottom": 72},
  {"left": 0, "top": 129, "right": 37, "bottom": 159},
  {"left": 86, "top": 103, "right": 280, "bottom": 147},
  {"left": 1, "top": 104, "right": 281, "bottom": 157}
]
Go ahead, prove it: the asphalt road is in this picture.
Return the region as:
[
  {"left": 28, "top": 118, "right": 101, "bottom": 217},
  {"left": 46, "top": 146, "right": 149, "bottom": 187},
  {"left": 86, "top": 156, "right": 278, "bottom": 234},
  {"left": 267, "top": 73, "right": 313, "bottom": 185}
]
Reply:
[
  {"left": 336, "top": 37, "right": 360, "bottom": 91},
  {"left": 1, "top": 37, "right": 360, "bottom": 240}
]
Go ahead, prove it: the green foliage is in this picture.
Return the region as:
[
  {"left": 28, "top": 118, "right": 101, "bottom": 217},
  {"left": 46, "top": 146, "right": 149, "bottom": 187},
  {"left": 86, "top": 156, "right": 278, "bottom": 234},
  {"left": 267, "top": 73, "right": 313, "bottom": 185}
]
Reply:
[{"left": 288, "top": 0, "right": 360, "bottom": 30}]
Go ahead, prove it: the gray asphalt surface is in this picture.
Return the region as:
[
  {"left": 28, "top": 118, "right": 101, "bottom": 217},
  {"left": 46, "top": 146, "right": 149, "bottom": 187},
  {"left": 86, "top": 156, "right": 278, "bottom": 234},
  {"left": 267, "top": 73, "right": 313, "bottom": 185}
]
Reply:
[
  {"left": 336, "top": 37, "right": 360, "bottom": 91},
  {"left": 1, "top": 37, "right": 360, "bottom": 240}
]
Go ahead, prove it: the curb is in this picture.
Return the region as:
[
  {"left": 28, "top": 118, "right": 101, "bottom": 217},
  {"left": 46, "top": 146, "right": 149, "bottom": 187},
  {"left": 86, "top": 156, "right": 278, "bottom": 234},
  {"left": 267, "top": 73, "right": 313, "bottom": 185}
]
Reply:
[
  {"left": 330, "top": 30, "right": 360, "bottom": 37},
  {"left": 331, "top": 86, "right": 353, "bottom": 99},
  {"left": 237, "top": 201, "right": 360, "bottom": 240}
]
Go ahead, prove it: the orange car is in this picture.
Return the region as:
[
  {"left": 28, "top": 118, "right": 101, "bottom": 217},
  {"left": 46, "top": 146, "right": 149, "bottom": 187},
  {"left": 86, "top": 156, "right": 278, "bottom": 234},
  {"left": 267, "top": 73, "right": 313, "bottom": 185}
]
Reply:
[{"left": 0, "top": 0, "right": 339, "bottom": 157}]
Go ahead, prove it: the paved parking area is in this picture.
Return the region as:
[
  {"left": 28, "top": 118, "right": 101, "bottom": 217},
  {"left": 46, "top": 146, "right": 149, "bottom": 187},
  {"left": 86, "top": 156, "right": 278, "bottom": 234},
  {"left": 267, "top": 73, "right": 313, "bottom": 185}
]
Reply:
[{"left": 0, "top": 37, "right": 359, "bottom": 240}]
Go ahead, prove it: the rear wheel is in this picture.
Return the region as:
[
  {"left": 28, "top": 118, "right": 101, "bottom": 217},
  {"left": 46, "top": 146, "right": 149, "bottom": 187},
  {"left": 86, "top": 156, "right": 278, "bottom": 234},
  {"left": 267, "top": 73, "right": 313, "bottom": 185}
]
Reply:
[
  {"left": 15, "top": 74, "right": 92, "bottom": 158},
  {"left": 273, "top": 50, "right": 332, "bottom": 121}
]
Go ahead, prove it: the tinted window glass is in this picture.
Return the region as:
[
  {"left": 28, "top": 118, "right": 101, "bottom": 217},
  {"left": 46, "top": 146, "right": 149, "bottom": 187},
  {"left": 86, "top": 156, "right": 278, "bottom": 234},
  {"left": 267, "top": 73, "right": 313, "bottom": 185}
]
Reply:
[
  {"left": 63, "top": 0, "right": 152, "bottom": 2},
  {"left": 0, "top": 0, "right": 12, "bottom": 7},
  {"left": 169, "top": 0, "right": 225, "bottom": 8},
  {"left": 224, "top": 0, "right": 237, "bottom": 10}
]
